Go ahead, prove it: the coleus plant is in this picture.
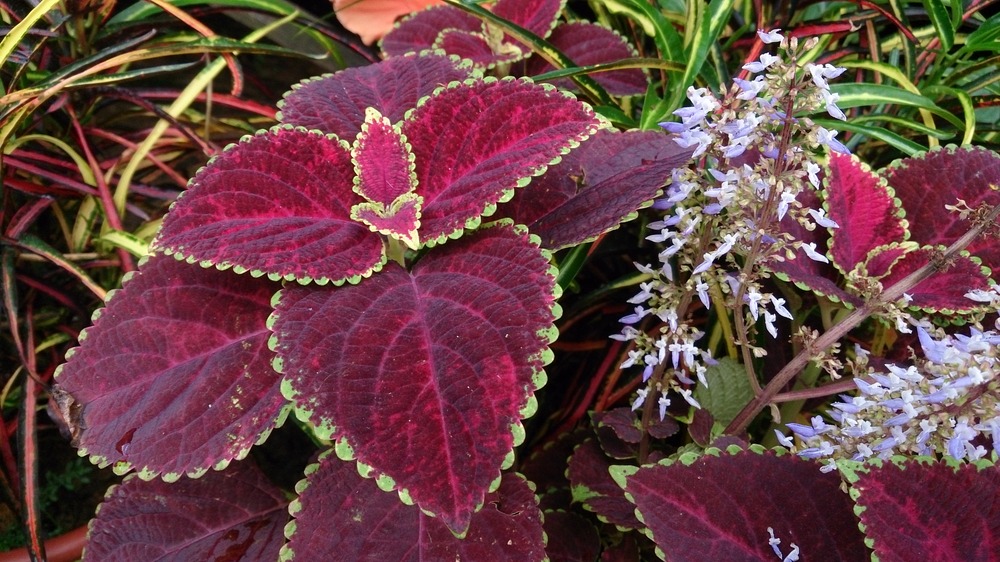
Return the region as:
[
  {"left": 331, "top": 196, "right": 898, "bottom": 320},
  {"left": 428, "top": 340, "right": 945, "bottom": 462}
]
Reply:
[
  {"left": 52, "top": 51, "right": 692, "bottom": 558},
  {"left": 380, "top": 0, "right": 648, "bottom": 97},
  {"left": 770, "top": 147, "right": 999, "bottom": 315}
]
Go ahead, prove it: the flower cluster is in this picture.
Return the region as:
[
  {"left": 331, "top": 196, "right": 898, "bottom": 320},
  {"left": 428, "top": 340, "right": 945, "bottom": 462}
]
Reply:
[
  {"left": 615, "top": 30, "right": 848, "bottom": 416},
  {"left": 778, "top": 318, "right": 1000, "bottom": 471}
]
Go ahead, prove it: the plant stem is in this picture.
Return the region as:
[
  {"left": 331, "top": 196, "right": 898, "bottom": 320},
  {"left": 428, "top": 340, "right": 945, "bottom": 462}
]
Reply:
[{"left": 724, "top": 200, "right": 1000, "bottom": 436}]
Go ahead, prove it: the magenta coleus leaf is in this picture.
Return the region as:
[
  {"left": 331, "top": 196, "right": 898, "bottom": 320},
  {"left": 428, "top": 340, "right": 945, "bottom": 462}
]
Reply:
[
  {"left": 381, "top": 7, "right": 483, "bottom": 58},
  {"left": 283, "top": 451, "right": 546, "bottom": 560},
  {"left": 613, "top": 446, "right": 869, "bottom": 561},
  {"left": 492, "top": 0, "right": 563, "bottom": 39},
  {"left": 402, "top": 77, "right": 602, "bottom": 243},
  {"left": 875, "top": 245, "right": 991, "bottom": 311},
  {"left": 352, "top": 108, "right": 417, "bottom": 206},
  {"left": 53, "top": 254, "right": 286, "bottom": 479},
  {"left": 350, "top": 108, "right": 422, "bottom": 247},
  {"left": 278, "top": 52, "right": 477, "bottom": 140},
  {"left": 154, "top": 127, "right": 385, "bottom": 285},
  {"left": 839, "top": 456, "right": 1000, "bottom": 562},
  {"left": 825, "top": 151, "right": 909, "bottom": 274},
  {"left": 85, "top": 459, "right": 287, "bottom": 561},
  {"left": 497, "top": 129, "right": 690, "bottom": 250},
  {"left": 883, "top": 145, "right": 1000, "bottom": 277},
  {"left": 434, "top": 28, "right": 524, "bottom": 68},
  {"left": 272, "top": 223, "right": 557, "bottom": 533},
  {"left": 526, "top": 22, "right": 648, "bottom": 96}
]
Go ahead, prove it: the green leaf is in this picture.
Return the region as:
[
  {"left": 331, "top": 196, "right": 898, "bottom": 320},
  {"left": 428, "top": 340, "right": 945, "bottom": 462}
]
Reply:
[
  {"left": 693, "top": 357, "right": 754, "bottom": 427},
  {"left": 831, "top": 83, "right": 964, "bottom": 129},
  {"left": 10, "top": 235, "right": 107, "bottom": 300},
  {"left": 813, "top": 118, "right": 926, "bottom": 156},
  {"left": 669, "top": 0, "right": 734, "bottom": 112},
  {"left": 97, "top": 231, "right": 150, "bottom": 258},
  {"left": 922, "top": 0, "right": 955, "bottom": 50},
  {"left": 0, "top": 0, "right": 60, "bottom": 68},
  {"left": 958, "top": 13, "right": 1000, "bottom": 55}
]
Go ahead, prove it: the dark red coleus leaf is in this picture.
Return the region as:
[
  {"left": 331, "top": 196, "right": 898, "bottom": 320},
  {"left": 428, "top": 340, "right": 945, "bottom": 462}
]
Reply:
[
  {"left": 518, "top": 428, "right": 592, "bottom": 492},
  {"left": 154, "top": 127, "right": 385, "bottom": 285},
  {"left": 774, "top": 149, "right": 995, "bottom": 312},
  {"left": 840, "top": 457, "right": 1000, "bottom": 562},
  {"left": 401, "top": 77, "right": 601, "bottom": 243},
  {"left": 526, "top": 22, "right": 647, "bottom": 96},
  {"left": 875, "top": 245, "right": 991, "bottom": 311},
  {"left": 284, "top": 451, "right": 546, "bottom": 560},
  {"left": 278, "top": 52, "right": 477, "bottom": 140},
  {"left": 568, "top": 439, "right": 641, "bottom": 529},
  {"left": 381, "top": 0, "right": 564, "bottom": 68},
  {"left": 54, "top": 254, "right": 285, "bottom": 479},
  {"left": 492, "top": 0, "right": 563, "bottom": 39},
  {"left": 272, "top": 224, "right": 556, "bottom": 533},
  {"left": 614, "top": 447, "right": 869, "bottom": 561},
  {"left": 85, "top": 459, "right": 287, "bottom": 561},
  {"left": 380, "top": 7, "right": 483, "bottom": 59},
  {"left": 497, "top": 129, "right": 690, "bottom": 250},
  {"left": 520, "top": 427, "right": 589, "bottom": 494},
  {"left": 433, "top": 28, "right": 521, "bottom": 68},
  {"left": 542, "top": 510, "right": 602, "bottom": 562},
  {"left": 883, "top": 145, "right": 1000, "bottom": 276}
]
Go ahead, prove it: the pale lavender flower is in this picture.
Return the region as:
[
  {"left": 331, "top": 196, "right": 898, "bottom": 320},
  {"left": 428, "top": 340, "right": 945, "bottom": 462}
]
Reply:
[{"left": 744, "top": 52, "right": 780, "bottom": 73}]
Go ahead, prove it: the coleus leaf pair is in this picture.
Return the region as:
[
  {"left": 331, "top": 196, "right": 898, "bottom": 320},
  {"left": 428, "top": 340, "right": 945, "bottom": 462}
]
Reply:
[
  {"left": 53, "top": 50, "right": 691, "bottom": 555},
  {"left": 772, "top": 147, "right": 1000, "bottom": 314},
  {"left": 381, "top": 0, "right": 648, "bottom": 96}
]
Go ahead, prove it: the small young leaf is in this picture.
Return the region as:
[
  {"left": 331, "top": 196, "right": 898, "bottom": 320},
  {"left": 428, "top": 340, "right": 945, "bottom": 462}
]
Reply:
[
  {"left": 434, "top": 28, "right": 523, "bottom": 68},
  {"left": 155, "top": 127, "right": 385, "bottom": 285},
  {"left": 402, "top": 77, "right": 602, "bottom": 243},
  {"left": 84, "top": 459, "right": 287, "bottom": 560},
  {"left": 352, "top": 108, "right": 417, "bottom": 206},
  {"left": 278, "top": 52, "right": 477, "bottom": 140},
  {"left": 614, "top": 447, "right": 868, "bottom": 561},
  {"left": 273, "top": 224, "right": 556, "bottom": 533},
  {"left": 841, "top": 456, "right": 1000, "bottom": 562},
  {"left": 54, "top": 254, "right": 285, "bottom": 478},
  {"left": 284, "top": 452, "right": 546, "bottom": 561}
]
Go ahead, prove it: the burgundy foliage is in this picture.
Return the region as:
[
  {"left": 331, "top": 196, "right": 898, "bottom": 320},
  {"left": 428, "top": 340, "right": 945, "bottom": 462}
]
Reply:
[
  {"left": 770, "top": 149, "right": 996, "bottom": 313},
  {"left": 846, "top": 458, "right": 1000, "bottom": 562},
  {"left": 284, "top": 452, "right": 546, "bottom": 561},
  {"left": 54, "top": 254, "right": 285, "bottom": 478},
  {"left": 615, "top": 448, "right": 869, "bottom": 561},
  {"left": 53, "top": 50, "right": 680, "bottom": 556},
  {"left": 272, "top": 224, "right": 555, "bottom": 532},
  {"left": 381, "top": 0, "right": 646, "bottom": 95},
  {"left": 497, "top": 128, "right": 692, "bottom": 250},
  {"left": 85, "top": 460, "right": 287, "bottom": 561}
]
